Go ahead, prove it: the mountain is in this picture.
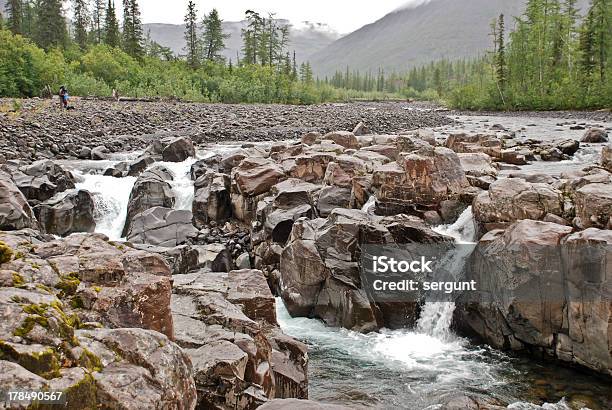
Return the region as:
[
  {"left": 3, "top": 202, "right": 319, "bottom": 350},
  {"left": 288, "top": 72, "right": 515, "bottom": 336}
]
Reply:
[
  {"left": 309, "top": 0, "right": 590, "bottom": 76},
  {"left": 144, "top": 20, "right": 341, "bottom": 63}
]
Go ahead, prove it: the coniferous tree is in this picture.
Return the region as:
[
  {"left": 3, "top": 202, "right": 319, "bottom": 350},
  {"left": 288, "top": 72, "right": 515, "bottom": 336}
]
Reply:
[
  {"left": 73, "top": 0, "right": 89, "bottom": 49},
  {"left": 183, "top": 0, "right": 199, "bottom": 68},
  {"left": 21, "top": 0, "right": 35, "bottom": 37},
  {"left": 202, "top": 8, "right": 228, "bottom": 62},
  {"left": 92, "top": 0, "right": 105, "bottom": 44},
  {"left": 578, "top": 7, "right": 596, "bottom": 85},
  {"left": 35, "top": 0, "right": 67, "bottom": 50},
  {"left": 122, "top": 0, "right": 144, "bottom": 58},
  {"left": 590, "top": 0, "right": 610, "bottom": 81},
  {"left": 495, "top": 14, "right": 507, "bottom": 90},
  {"left": 6, "top": 0, "right": 23, "bottom": 35},
  {"left": 241, "top": 10, "right": 260, "bottom": 65},
  {"left": 104, "top": 0, "right": 120, "bottom": 47},
  {"left": 292, "top": 50, "right": 297, "bottom": 80}
]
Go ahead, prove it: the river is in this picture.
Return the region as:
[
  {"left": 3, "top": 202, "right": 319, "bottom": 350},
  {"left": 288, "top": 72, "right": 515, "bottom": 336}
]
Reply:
[{"left": 58, "top": 113, "right": 611, "bottom": 410}]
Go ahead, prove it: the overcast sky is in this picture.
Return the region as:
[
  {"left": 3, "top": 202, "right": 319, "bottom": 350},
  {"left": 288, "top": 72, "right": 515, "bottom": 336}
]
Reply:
[{"left": 135, "top": 0, "right": 414, "bottom": 33}]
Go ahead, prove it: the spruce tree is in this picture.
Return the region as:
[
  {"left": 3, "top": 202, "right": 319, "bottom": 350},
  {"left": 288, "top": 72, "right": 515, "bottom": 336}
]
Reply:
[
  {"left": 122, "top": 0, "right": 144, "bottom": 58},
  {"left": 35, "top": 0, "right": 67, "bottom": 50},
  {"left": 104, "top": 0, "right": 120, "bottom": 47},
  {"left": 92, "top": 0, "right": 105, "bottom": 44},
  {"left": 73, "top": 0, "right": 89, "bottom": 49},
  {"left": 591, "top": 0, "right": 610, "bottom": 81},
  {"left": 6, "top": 0, "right": 23, "bottom": 35},
  {"left": 578, "top": 7, "right": 596, "bottom": 84},
  {"left": 495, "top": 14, "right": 507, "bottom": 90},
  {"left": 183, "top": 0, "right": 199, "bottom": 68},
  {"left": 241, "top": 10, "right": 262, "bottom": 65},
  {"left": 22, "top": 0, "right": 35, "bottom": 37},
  {"left": 202, "top": 8, "right": 228, "bottom": 62}
]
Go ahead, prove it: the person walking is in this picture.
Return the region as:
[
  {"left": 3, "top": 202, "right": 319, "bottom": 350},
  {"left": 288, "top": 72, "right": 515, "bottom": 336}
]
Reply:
[{"left": 58, "top": 86, "right": 69, "bottom": 109}]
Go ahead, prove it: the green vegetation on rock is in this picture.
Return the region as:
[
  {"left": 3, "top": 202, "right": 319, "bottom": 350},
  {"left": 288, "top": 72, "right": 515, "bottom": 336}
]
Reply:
[{"left": 0, "top": 241, "right": 14, "bottom": 264}]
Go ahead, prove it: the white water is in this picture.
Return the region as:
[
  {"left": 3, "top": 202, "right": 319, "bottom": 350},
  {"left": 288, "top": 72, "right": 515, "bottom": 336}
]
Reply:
[
  {"left": 74, "top": 171, "right": 137, "bottom": 240},
  {"left": 433, "top": 206, "right": 476, "bottom": 244},
  {"left": 275, "top": 207, "right": 511, "bottom": 406},
  {"left": 71, "top": 155, "right": 200, "bottom": 240},
  {"left": 157, "top": 158, "right": 199, "bottom": 211}
]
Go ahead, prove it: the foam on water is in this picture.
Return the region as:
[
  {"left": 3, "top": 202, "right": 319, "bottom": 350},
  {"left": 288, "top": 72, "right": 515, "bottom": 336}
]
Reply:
[
  {"left": 74, "top": 171, "right": 137, "bottom": 240},
  {"left": 433, "top": 206, "right": 476, "bottom": 244},
  {"left": 157, "top": 158, "right": 199, "bottom": 211}
]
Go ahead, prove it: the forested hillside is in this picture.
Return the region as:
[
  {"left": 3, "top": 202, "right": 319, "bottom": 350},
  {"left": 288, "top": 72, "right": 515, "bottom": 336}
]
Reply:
[
  {"left": 324, "top": 0, "right": 611, "bottom": 110},
  {"left": 0, "top": 0, "right": 354, "bottom": 103}
]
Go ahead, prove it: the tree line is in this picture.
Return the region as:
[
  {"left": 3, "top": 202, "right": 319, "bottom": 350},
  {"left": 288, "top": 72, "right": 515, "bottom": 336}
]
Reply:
[
  {"left": 325, "top": 0, "right": 611, "bottom": 110},
  {"left": 0, "top": 0, "right": 344, "bottom": 102}
]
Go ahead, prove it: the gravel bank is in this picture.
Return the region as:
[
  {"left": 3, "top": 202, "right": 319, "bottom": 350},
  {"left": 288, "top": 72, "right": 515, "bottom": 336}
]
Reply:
[{"left": 0, "top": 99, "right": 454, "bottom": 161}]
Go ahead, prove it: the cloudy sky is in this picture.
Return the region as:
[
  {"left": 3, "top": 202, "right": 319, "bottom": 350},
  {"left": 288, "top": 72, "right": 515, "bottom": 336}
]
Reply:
[{"left": 135, "top": 0, "right": 415, "bottom": 33}]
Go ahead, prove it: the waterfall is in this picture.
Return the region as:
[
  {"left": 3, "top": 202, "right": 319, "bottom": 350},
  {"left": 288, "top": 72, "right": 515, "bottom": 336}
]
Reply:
[
  {"left": 361, "top": 195, "right": 377, "bottom": 214},
  {"left": 74, "top": 171, "right": 137, "bottom": 240},
  {"left": 433, "top": 206, "right": 476, "bottom": 244},
  {"left": 158, "top": 158, "right": 199, "bottom": 211},
  {"left": 416, "top": 301, "right": 456, "bottom": 341},
  {"left": 415, "top": 206, "right": 477, "bottom": 338}
]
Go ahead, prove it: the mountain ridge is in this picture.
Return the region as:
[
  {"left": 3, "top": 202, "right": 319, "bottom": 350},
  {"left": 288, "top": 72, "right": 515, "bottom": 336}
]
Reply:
[{"left": 309, "top": 0, "right": 590, "bottom": 76}]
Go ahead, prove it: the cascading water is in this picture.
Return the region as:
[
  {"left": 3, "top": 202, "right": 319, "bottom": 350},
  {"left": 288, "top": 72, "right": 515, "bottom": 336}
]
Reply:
[
  {"left": 276, "top": 206, "right": 609, "bottom": 408},
  {"left": 414, "top": 206, "right": 477, "bottom": 339},
  {"left": 157, "top": 158, "right": 199, "bottom": 211},
  {"left": 74, "top": 170, "right": 137, "bottom": 240}
]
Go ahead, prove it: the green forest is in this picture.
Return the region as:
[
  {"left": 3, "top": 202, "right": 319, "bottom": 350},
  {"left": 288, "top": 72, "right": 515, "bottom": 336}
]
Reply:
[
  {"left": 326, "top": 0, "right": 611, "bottom": 110},
  {"left": 0, "top": 0, "right": 610, "bottom": 109},
  {"left": 0, "top": 0, "right": 355, "bottom": 104}
]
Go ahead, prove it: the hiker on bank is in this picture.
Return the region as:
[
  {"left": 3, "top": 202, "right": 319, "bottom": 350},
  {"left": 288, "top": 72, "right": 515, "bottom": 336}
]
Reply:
[{"left": 59, "top": 86, "right": 69, "bottom": 109}]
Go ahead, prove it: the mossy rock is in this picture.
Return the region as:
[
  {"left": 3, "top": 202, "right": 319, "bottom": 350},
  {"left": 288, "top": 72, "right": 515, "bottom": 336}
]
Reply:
[
  {"left": 0, "top": 241, "right": 14, "bottom": 264},
  {"left": 78, "top": 348, "right": 103, "bottom": 372},
  {"left": 0, "top": 341, "right": 61, "bottom": 379},
  {"left": 12, "top": 272, "right": 26, "bottom": 287},
  {"left": 55, "top": 272, "right": 81, "bottom": 297},
  {"left": 63, "top": 372, "right": 98, "bottom": 410}
]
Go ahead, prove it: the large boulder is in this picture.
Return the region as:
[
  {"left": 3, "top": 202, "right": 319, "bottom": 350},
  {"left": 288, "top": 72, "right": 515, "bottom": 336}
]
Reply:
[
  {"left": 580, "top": 128, "right": 608, "bottom": 143},
  {"left": 127, "top": 207, "right": 198, "bottom": 247},
  {"left": 231, "top": 158, "right": 285, "bottom": 223},
  {"left": 457, "top": 153, "right": 498, "bottom": 177},
  {"left": 122, "top": 167, "right": 175, "bottom": 237},
  {"left": 280, "top": 209, "right": 450, "bottom": 332},
  {"left": 232, "top": 158, "right": 285, "bottom": 197},
  {"left": 161, "top": 137, "right": 196, "bottom": 162},
  {"left": 192, "top": 172, "right": 231, "bottom": 228},
  {"left": 257, "top": 179, "right": 319, "bottom": 244},
  {"left": 445, "top": 133, "right": 502, "bottom": 157},
  {"left": 574, "top": 183, "right": 612, "bottom": 229},
  {"left": 473, "top": 178, "right": 564, "bottom": 233},
  {"left": 283, "top": 153, "right": 336, "bottom": 183},
  {"left": 131, "top": 243, "right": 200, "bottom": 275},
  {"left": 372, "top": 146, "right": 469, "bottom": 215},
  {"left": 12, "top": 160, "right": 75, "bottom": 204},
  {"left": 0, "top": 171, "right": 37, "bottom": 230},
  {"left": 0, "top": 232, "right": 195, "bottom": 409},
  {"left": 602, "top": 144, "right": 612, "bottom": 171},
  {"left": 172, "top": 269, "right": 308, "bottom": 407},
  {"left": 33, "top": 190, "right": 96, "bottom": 236},
  {"left": 317, "top": 186, "right": 351, "bottom": 217},
  {"left": 323, "top": 155, "right": 367, "bottom": 188},
  {"left": 322, "top": 131, "right": 359, "bottom": 149},
  {"left": 457, "top": 221, "right": 611, "bottom": 376}
]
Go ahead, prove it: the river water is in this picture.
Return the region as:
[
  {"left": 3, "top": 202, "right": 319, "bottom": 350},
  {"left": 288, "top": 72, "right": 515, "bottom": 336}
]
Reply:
[{"left": 58, "top": 117, "right": 612, "bottom": 409}]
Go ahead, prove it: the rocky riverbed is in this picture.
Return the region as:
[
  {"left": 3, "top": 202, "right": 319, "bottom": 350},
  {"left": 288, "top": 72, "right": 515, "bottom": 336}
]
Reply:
[
  {"left": 0, "top": 99, "right": 452, "bottom": 162},
  {"left": 0, "top": 100, "right": 611, "bottom": 409}
]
